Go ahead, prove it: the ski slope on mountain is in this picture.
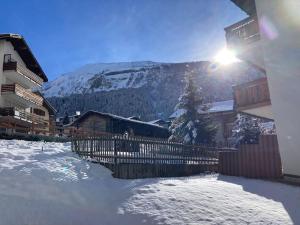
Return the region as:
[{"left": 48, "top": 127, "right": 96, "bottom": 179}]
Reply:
[
  {"left": 0, "top": 139, "right": 298, "bottom": 225},
  {"left": 43, "top": 61, "right": 159, "bottom": 97},
  {"left": 43, "top": 61, "right": 264, "bottom": 120}
]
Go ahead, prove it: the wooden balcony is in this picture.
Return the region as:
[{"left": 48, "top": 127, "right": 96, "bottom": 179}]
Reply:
[
  {"left": 3, "top": 61, "right": 44, "bottom": 86},
  {"left": 233, "top": 77, "right": 271, "bottom": 111},
  {"left": 1, "top": 84, "right": 43, "bottom": 106},
  {"left": 225, "top": 16, "right": 260, "bottom": 50},
  {"left": 0, "top": 107, "right": 49, "bottom": 133}
]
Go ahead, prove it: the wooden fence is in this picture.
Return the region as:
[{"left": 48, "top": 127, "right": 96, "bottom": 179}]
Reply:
[
  {"left": 219, "top": 135, "right": 282, "bottom": 179},
  {"left": 71, "top": 134, "right": 230, "bottom": 178}
]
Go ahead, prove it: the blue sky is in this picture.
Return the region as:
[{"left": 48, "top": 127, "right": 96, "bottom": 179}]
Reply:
[{"left": 0, "top": 0, "right": 245, "bottom": 80}]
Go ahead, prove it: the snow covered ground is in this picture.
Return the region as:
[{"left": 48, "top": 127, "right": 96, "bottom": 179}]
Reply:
[{"left": 0, "top": 140, "right": 299, "bottom": 225}]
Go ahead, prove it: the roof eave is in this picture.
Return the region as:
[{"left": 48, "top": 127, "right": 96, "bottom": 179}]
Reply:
[
  {"left": 230, "top": 0, "right": 256, "bottom": 16},
  {"left": 0, "top": 33, "right": 48, "bottom": 82}
]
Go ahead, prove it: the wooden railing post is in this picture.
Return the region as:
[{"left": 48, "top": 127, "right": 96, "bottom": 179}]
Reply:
[
  {"left": 90, "top": 137, "right": 94, "bottom": 159},
  {"left": 114, "top": 138, "right": 118, "bottom": 164},
  {"left": 71, "top": 134, "right": 231, "bottom": 177}
]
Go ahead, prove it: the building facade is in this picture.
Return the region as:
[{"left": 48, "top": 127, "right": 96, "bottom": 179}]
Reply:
[
  {"left": 226, "top": 0, "right": 300, "bottom": 182},
  {"left": 0, "top": 34, "right": 52, "bottom": 135},
  {"left": 169, "top": 100, "right": 236, "bottom": 146},
  {"left": 232, "top": 77, "right": 272, "bottom": 119},
  {"left": 68, "top": 111, "right": 170, "bottom": 138}
]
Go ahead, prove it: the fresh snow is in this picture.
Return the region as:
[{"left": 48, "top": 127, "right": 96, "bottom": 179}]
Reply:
[
  {"left": 169, "top": 108, "right": 187, "bottom": 119},
  {"left": 207, "top": 100, "right": 234, "bottom": 113},
  {"left": 169, "top": 100, "right": 233, "bottom": 119},
  {"left": 43, "top": 61, "right": 159, "bottom": 97},
  {"left": 260, "top": 121, "right": 276, "bottom": 134},
  {"left": 0, "top": 139, "right": 298, "bottom": 225}
]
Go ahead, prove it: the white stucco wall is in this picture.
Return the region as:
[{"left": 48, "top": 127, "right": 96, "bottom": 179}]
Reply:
[
  {"left": 2, "top": 41, "right": 27, "bottom": 67},
  {"left": 0, "top": 40, "right": 42, "bottom": 109},
  {"left": 243, "top": 105, "right": 273, "bottom": 120},
  {"left": 255, "top": 0, "right": 300, "bottom": 179}
]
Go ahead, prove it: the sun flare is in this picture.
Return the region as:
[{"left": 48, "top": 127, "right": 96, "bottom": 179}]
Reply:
[{"left": 214, "top": 48, "right": 239, "bottom": 65}]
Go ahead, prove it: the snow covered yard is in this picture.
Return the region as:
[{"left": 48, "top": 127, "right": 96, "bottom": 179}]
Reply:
[{"left": 0, "top": 140, "right": 299, "bottom": 225}]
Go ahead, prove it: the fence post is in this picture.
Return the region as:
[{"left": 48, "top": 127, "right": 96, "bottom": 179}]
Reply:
[
  {"left": 90, "top": 138, "right": 94, "bottom": 159},
  {"left": 114, "top": 139, "right": 118, "bottom": 164}
]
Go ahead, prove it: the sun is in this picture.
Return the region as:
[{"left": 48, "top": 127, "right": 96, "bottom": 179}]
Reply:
[{"left": 214, "top": 48, "right": 239, "bottom": 65}]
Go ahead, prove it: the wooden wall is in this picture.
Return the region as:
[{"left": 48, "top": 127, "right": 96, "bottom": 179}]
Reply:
[
  {"left": 71, "top": 113, "right": 169, "bottom": 138},
  {"left": 219, "top": 135, "right": 282, "bottom": 179}
]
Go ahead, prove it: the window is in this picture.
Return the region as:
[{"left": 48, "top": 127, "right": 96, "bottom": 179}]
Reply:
[
  {"left": 33, "top": 108, "right": 46, "bottom": 116},
  {"left": 4, "top": 54, "right": 12, "bottom": 63}
]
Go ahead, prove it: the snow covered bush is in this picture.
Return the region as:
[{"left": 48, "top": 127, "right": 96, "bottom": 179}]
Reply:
[
  {"left": 259, "top": 121, "right": 276, "bottom": 135},
  {"left": 169, "top": 72, "right": 216, "bottom": 145},
  {"left": 230, "top": 114, "right": 276, "bottom": 146}
]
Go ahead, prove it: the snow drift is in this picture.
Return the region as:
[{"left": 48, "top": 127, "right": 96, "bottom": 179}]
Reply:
[{"left": 0, "top": 139, "right": 298, "bottom": 225}]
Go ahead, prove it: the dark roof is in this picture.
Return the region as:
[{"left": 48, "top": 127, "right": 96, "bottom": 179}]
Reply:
[
  {"left": 71, "top": 111, "right": 167, "bottom": 129},
  {"left": 230, "top": 0, "right": 256, "bottom": 15},
  {"left": 148, "top": 119, "right": 168, "bottom": 124},
  {"left": 0, "top": 33, "right": 48, "bottom": 82}
]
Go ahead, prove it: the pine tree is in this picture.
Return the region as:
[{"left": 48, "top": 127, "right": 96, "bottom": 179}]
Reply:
[
  {"left": 62, "top": 112, "right": 70, "bottom": 125},
  {"left": 230, "top": 114, "right": 261, "bottom": 146},
  {"left": 169, "top": 72, "right": 216, "bottom": 145}
]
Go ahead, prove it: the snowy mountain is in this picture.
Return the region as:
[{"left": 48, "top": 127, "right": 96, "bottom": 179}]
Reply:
[
  {"left": 43, "top": 61, "right": 264, "bottom": 120},
  {"left": 43, "top": 61, "right": 159, "bottom": 97}
]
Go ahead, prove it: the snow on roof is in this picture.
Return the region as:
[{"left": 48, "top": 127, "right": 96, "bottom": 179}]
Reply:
[
  {"left": 169, "top": 109, "right": 187, "bottom": 119},
  {"left": 70, "top": 111, "right": 167, "bottom": 129},
  {"left": 169, "top": 100, "right": 234, "bottom": 119},
  {"left": 127, "top": 116, "right": 141, "bottom": 121},
  {"left": 148, "top": 119, "right": 167, "bottom": 124},
  {"left": 207, "top": 100, "right": 234, "bottom": 113}
]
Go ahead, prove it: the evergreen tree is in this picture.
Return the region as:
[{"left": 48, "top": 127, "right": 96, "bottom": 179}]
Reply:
[
  {"left": 169, "top": 72, "right": 216, "bottom": 145},
  {"left": 230, "top": 114, "right": 276, "bottom": 146},
  {"left": 62, "top": 112, "right": 70, "bottom": 125},
  {"left": 230, "top": 114, "right": 261, "bottom": 146}
]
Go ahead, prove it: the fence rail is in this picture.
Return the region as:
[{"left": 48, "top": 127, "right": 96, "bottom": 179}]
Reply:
[
  {"left": 72, "top": 135, "right": 223, "bottom": 164},
  {"left": 71, "top": 134, "right": 232, "bottom": 178}
]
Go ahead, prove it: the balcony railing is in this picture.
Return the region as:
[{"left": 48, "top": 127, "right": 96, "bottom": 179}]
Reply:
[
  {"left": 225, "top": 16, "right": 260, "bottom": 50},
  {"left": 0, "top": 107, "right": 49, "bottom": 130},
  {"left": 1, "top": 84, "right": 43, "bottom": 106},
  {"left": 233, "top": 77, "right": 271, "bottom": 110},
  {"left": 3, "top": 61, "right": 44, "bottom": 86}
]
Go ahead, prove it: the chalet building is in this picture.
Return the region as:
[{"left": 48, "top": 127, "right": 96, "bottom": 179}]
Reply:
[
  {"left": 56, "top": 111, "right": 81, "bottom": 124},
  {"left": 169, "top": 100, "right": 236, "bottom": 145},
  {"left": 204, "top": 100, "right": 236, "bottom": 146},
  {"left": 0, "top": 34, "right": 53, "bottom": 135},
  {"left": 226, "top": 0, "right": 300, "bottom": 182},
  {"left": 232, "top": 77, "right": 272, "bottom": 120},
  {"left": 32, "top": 92, "right": 57, "bottom": 136},
  {"left": 55, "top": 112, "right": 81, "bottom": 137},
  {"left": 67, "top": 111, "right": 169, "bottom": 138}
]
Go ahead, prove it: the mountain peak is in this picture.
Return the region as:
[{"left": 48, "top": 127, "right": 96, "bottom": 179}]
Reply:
[{"left": 44, "top": 61, "right": 264, "bottom": 120}]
